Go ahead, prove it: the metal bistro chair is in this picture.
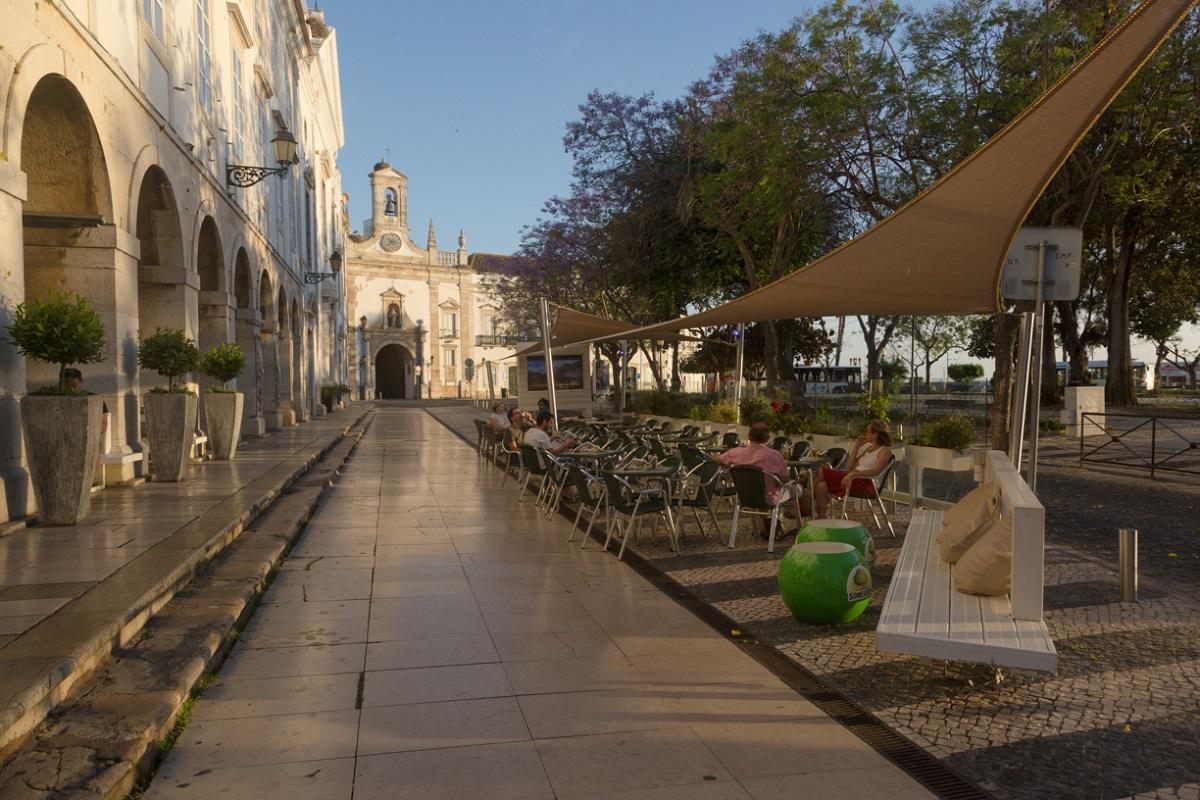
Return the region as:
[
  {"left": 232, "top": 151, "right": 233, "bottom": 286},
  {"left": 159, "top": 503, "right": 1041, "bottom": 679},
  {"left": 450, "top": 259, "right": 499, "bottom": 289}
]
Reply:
[
  {"left": 820, "top": 447, "right": 848, "bottom": 470},
  {"left": 498, "top": 428, "right": 522, "bottom": 477},
  {"left": 474, "top": 419, "right": 487, "bottom": 455},
  {"left": 727, "top": 466, "right": 803, "bottom": 553},
  {"left": 769, "top": 436, "right": 790, "bottom": 452},
  {"left": 540, "top": 451, "right": 575, "bottom": 517},
  {"left": 601, "top": 471, "right": 678, "bottom": 559},
  {"left": 675, "top": 460, "right": 725, "bottom": 539},
  {"left": 721, "top": 431, "right": 740, "bottom": 449},
  {"left": 518, "top": 444, "right": 551, "bottom": 503},
  {"left": 833, "top": 453, "right": 898, "bottom": 537},
  {"left": 565, "top": 464, "right": 609, "bottom": 547},
  {"left": 788, "top": 440, "right": 811, "bottom": 460},
  {"left": 480, "top": 423, "right": 500, "bottom": 461}
]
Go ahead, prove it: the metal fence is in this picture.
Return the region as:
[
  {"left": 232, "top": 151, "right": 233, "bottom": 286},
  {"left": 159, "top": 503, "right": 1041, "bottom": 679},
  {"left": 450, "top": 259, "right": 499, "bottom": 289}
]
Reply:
[{"left": 1079, "top": 411, "right": 1200, "bottom": 476}]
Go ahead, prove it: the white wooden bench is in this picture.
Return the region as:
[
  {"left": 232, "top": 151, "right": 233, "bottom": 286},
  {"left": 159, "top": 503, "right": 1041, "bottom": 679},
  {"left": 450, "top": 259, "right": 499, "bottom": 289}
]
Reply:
[{"left": 876, "top": 450, "right": 1057, "bottom": 673}]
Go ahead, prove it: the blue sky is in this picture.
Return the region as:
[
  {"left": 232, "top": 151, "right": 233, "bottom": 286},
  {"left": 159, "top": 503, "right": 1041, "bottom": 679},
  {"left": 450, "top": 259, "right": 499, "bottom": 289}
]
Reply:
[
  {"left": 328, "top": 0, "right": 933, "bottom": 254},
  {"left": 323, "top": 0, "right": 1194, "bottom": 379}
]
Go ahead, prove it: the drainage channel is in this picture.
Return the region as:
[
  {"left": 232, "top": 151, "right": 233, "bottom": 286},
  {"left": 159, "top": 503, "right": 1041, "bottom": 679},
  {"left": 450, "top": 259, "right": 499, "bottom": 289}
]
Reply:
[{"left": 431, "top": 408, "right": 993, "bottom": 800}]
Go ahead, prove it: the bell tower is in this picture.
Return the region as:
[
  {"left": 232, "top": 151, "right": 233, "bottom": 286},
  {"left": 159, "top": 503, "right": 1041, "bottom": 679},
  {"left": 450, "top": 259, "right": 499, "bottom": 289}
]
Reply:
[{"left": 369, "top": 158, "right": 407, "bottom": 236}]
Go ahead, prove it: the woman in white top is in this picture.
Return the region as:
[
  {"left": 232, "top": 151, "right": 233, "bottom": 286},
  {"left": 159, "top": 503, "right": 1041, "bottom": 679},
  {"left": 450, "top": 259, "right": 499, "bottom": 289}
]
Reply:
[{"left": 811, "top": 419, "right": 892, "bottom": 517}]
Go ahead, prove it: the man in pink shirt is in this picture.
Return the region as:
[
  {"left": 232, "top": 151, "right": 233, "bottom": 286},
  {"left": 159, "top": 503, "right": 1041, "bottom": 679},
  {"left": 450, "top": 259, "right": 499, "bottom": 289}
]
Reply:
[{"left": 715, "top": 423, "right": 796, "bottom": 536}]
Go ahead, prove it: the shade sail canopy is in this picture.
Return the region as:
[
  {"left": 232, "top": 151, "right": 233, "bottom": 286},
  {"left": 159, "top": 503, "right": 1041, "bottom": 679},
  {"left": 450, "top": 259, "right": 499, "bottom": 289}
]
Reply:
[
  {"left": 514, "top": 306, "right": 714, "bottom": 357},
  {"left": 576, "top": 0, "right": 1196, "bottom": 340}
]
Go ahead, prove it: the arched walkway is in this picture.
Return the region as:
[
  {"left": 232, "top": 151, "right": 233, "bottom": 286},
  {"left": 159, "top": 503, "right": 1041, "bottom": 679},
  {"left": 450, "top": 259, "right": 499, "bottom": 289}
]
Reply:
[
  {"left": 258, "top": 271, "right": 282, "bottom": 430},
  {"left": 233, "top": 249, "right": 264, "bottom": 435},
  {"left": 375, "top": 344, "right": 413, "bottom": 399},
  {"left": 196, "top": 216, "right": 229, "bottom": 395}
]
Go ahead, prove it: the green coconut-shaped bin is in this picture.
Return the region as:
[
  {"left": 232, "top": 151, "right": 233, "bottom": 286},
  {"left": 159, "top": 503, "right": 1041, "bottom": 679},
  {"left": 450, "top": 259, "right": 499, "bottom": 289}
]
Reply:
[
  {"left": 777, "top": 541, "right": 872, "bottom": 624},
  {"left": 795, "top": 518, "right": 875, "bottom": 567}
]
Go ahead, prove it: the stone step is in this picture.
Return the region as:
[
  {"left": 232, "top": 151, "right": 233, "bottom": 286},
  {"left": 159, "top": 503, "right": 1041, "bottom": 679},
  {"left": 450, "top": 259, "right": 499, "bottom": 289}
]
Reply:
[
  {"left": 0, "top": 408, "right": 374, "bottom": 759},
  {"left": 0, "top": 414, "right": 372, "bottom": 799}
]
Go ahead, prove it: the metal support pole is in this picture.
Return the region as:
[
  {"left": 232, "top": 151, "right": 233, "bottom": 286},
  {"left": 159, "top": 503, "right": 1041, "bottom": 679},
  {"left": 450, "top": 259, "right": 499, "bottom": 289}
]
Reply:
[
  {"left": 1009, "top": 312, "right": 1036, "bottom": 470},
  {"left": 485, "top": 358, "right": 495, "bottom": 405},
  {"left": 1027, "top": 241, "right": 1048, "bottom": 490},
  {"left": 1118, "top": 528, "right": 1138, "bottom": 602},
  {"left": 539, "top": 298, "right": 558, "bottom": 429},
  {"left": 734, "top": 323, "right": 745, "bottom": 424},
  {"left": 909, "top": 315, "right": 918, "bottom": 426}
]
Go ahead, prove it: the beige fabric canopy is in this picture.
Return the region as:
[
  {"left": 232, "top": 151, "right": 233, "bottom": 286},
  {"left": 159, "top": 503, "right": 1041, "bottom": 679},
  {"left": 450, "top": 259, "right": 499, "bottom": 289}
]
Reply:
[
  {"left": 573, "top": 0, "right": 1197, "bottom": 340},
  {"left": 514, "top": 306, "right": 714, "bottom": 357}
]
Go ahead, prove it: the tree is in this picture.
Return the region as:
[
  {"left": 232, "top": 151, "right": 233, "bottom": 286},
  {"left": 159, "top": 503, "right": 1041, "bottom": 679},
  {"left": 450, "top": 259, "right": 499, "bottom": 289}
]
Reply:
[
  {"left": 7, "top": 291, "right": 105, "bottom": 394},
  {"left": 137, "top": 328, "right": 200, "bottom": 391},
  {"left": 947, "top": 363, "right": 984, "bottom": 386},
  {"left": 897, "top": 316, "right": 970, "bottom": 388}
]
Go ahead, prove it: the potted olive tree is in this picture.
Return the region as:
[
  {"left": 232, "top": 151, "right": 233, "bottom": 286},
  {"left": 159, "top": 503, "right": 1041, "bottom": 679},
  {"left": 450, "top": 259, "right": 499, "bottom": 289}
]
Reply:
[
  {"left": 200, "top": 342, "right": 246, "bottom": 460},
  {"left": 138, "top": 328, "right": 200, "bottom": 481},
  {"left": 7, "top": 292, "right": 106, "bottom": 525}
]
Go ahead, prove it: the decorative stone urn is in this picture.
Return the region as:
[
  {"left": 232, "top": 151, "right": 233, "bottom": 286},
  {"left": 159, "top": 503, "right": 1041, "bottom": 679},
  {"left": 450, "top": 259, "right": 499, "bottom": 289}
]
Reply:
[
  {"left": 20, "top": 395, "right": 104, "bottom": 525},
  {"left": 204, "top": 392, "right": 244, "bottom": 460},
  {"left": 144, "top": 392, "right": 198, "bottom": 481}
]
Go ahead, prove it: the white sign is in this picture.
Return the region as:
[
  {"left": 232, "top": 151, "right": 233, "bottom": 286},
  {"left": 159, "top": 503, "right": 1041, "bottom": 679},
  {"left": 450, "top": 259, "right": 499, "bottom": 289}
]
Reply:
[{"left": 1001, "top": 227, "right": 1083, "bottom": 302}]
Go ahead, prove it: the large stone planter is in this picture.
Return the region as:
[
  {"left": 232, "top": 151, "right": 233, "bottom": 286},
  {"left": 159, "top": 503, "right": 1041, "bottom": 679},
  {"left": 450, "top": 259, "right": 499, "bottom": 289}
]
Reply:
[
  {"left": 20, "top": 395, "right": 104, "bottom": 526},
  {"left": 903, "top": 444, "right": 973, "bottom": 508},
  {"left": 144, "top": 392, "right": 197, "bottom": 482},
  {"left": 204, "top": 391, "right": 244, "bottom": 460}
]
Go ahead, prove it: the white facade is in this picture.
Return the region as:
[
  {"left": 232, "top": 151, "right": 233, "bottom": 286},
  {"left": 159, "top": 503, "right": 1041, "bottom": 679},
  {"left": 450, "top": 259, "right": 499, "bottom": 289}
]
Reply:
[
  {"left": 0, "top": 0, "right": 349, "bottom": 525},
  {"left": 345, "top": 162, "right": 519, "bottom": 401}
]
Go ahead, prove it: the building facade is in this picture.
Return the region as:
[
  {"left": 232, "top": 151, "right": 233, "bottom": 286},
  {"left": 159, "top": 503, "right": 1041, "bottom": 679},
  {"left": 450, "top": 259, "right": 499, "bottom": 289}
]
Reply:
[
  {"left": 0, "top": 0, "right": 349, "bottom": 525},
  {"left": 345, "top": 162, "right": 519, "bottom": 401}
]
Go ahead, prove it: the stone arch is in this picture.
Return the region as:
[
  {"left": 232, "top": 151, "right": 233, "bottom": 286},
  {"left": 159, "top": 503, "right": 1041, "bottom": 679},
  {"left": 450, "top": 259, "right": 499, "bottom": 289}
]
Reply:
[
  {"left": 135, "top": 165, "right": 187, "bottom": 349},
  {"left": 258, "top": 270, "right": 274, "bottom": 328},
  {"left": 374, "top": 343, "right": 413, "bottom": 400},
  {"left": 290, "top": 297, "right": 304, "bottom": 419},
  {"left": 196, "top": 216, "right": 227, "bottom": 396},
  {"left": 233, "top": 249, "right": 253, "bottom": 309},
  {"left": 21, "top": 74, "right": 116, "bottom": 394}
]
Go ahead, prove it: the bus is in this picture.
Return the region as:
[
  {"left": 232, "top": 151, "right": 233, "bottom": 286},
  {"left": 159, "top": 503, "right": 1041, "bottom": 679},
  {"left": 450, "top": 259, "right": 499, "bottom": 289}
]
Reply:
[{"left": 795, "top": 365, "right": 863, "bottom": 394}]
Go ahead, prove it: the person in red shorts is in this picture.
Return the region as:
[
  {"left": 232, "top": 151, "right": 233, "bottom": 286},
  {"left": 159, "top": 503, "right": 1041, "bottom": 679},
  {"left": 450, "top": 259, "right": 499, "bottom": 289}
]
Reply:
[{"left": 811, "top": 419, "right": 892, "bottom": 517}]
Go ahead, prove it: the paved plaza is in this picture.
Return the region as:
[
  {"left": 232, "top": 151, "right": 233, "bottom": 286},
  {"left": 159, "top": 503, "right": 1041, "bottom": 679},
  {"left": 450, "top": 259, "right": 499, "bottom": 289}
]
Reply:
[{"left": 143, "top": 406, "right": 931, "bottom": 800}]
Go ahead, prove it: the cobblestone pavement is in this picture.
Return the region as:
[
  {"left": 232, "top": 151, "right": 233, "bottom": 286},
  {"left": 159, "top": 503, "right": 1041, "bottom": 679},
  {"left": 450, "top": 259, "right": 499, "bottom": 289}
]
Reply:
[{"left": 426, "top": 405, "right": 1200, "bottom": 800}]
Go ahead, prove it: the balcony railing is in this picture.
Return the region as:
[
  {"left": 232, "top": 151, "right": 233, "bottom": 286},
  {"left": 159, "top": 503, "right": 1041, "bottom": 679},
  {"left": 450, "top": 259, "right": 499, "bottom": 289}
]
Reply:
[
  {"left": 438, "top": 251, "right": 458, "bottom": 266},
  {"left": 439, "top": 328, "right": 459, "bottom": 339},
  {"left": 476, "top": 334, "right": 518, "bottom": 347}
]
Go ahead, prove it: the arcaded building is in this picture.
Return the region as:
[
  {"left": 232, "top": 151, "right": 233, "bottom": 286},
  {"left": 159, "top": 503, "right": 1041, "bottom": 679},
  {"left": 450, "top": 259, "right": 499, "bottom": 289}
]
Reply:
[{"left": 0, "top": 1, "right": 350, "bottom": 526}]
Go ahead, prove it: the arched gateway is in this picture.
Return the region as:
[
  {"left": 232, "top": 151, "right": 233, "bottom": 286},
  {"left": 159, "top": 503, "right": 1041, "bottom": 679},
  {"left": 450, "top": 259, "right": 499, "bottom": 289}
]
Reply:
[{"left": 374, "top": 344, "right": 412, "bottom": 399}]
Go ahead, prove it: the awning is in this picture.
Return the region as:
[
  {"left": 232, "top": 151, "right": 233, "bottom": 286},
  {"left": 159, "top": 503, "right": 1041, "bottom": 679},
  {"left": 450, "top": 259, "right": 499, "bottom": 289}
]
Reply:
[
  {"left": 573, "top": 0, "right": 1196, "bottom": 339},
  {"left": 514, "top": 306, "right": 716, "bottom": 358}
]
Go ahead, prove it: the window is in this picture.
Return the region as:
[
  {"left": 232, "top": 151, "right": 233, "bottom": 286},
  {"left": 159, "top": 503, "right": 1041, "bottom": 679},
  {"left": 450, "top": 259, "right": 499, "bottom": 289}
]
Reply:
[
  {"left": 441, "top": 311, "right": 457, "bottom": 338},
  {"left": 230, "top": 47, "right": 245, "bottom": 161},
  {"left": 196, "top": 0, "right": 212, "bottom": 114},
  {"left": 142, "top": 0, "right": 165, "bottom": 40},
  {"left": 443, "top": 348, "right": 457, "bottom": 382}
]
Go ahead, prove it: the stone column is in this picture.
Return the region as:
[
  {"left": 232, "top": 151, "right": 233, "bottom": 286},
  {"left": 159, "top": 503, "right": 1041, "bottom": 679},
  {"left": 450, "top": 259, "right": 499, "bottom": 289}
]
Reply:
[
  {"left": 236, "top": 309, "right": 265, "bottom": 436},
  {"left": 260, "top": 324, "right": 283, "bottom": 430},
  {"left": 278, "top": 336, "right": 295, "bottom": 426},
  {"left": 0, "top": 162, "right": 31, "bottom": 523},
  {"left": 427, "top": 282, "right": 441, "bottom": 397}
]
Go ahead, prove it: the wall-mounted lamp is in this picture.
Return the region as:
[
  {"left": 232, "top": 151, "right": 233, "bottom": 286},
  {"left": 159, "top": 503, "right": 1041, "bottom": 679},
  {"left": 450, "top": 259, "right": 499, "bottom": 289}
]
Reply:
[
  {"left": 305, "top": 249, "right": 342, "bottom": 284},
  {"left": 226, "top": 125, "right": 299, "bottom": 188}
]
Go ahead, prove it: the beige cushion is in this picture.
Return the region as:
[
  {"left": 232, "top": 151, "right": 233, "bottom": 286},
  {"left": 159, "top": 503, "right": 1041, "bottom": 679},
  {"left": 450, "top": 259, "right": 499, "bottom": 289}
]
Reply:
[
  {"left": 953, "top": 515, "right": 1013, "bottom": 596},
  {"left": 938, "top": 483, "right": 1000, "bottom": 564}
]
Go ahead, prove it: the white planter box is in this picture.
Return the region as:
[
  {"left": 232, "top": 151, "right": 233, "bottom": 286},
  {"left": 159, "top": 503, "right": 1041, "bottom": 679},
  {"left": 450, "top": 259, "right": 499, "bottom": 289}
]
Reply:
[{"left": 902, "top": 444, "right": 973, "bottom": 508}]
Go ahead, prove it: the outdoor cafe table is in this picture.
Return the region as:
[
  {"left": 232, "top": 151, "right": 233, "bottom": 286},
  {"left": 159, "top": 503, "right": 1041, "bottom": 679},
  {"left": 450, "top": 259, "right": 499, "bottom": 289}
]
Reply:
[{"left": 787, "top": 455, "right": 830, "bottom": 490}]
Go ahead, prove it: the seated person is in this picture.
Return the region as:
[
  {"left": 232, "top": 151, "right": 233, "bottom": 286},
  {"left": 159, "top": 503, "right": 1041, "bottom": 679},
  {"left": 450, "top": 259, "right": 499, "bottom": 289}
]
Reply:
[
  {"left": 524, "top": 410, "right": 574, "bottom": 455},
  {"left": 811, "top": 418, "right": 892, "bottom": 517},
  {"left": 488, "top": 402, "right": 509, "bottom": 431},
  {"left": 501, "top": 408, "right": 525, "bottom": 454},
  {"left": 715, "top": 423, "right": 796, "bottom": 535}
]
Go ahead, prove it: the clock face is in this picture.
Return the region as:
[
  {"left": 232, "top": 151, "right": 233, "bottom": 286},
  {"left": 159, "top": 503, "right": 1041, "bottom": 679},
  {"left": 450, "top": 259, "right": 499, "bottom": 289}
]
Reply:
[{"left": 380, "top": 233, "right": 403, "bottom": 253}]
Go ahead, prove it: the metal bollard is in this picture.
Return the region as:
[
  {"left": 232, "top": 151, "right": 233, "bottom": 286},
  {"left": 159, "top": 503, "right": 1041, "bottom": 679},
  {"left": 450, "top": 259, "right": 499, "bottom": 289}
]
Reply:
[{"left": 1118, "top": 528, "right": 1138, "bottom": 603}]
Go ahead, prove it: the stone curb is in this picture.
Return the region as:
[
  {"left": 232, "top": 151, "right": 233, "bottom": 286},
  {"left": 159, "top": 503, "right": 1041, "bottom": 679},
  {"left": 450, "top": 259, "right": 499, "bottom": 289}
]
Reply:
[
  {"left": 0, "top": 410, "right": 373, "bottom": 800},
  {"left": 0, "top": 407, "right": 374, "bottom": 757}
]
